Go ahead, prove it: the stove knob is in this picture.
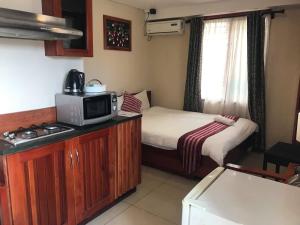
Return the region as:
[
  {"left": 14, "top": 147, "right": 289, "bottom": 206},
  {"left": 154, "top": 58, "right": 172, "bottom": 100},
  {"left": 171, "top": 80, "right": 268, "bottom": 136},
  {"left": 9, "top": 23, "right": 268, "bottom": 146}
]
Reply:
[
  {"left": 8, "top": 133, "right": 16, "bottom": 140},
  {"left": 3, "top": 131, "right": 9, "bottom": 138}
]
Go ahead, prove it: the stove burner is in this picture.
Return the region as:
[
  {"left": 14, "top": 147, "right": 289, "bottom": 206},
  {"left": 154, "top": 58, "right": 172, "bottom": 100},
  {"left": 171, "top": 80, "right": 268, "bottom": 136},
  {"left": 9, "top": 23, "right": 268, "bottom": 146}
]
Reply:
[
  {"left": 30, "top": 125, "right": 40, "bottom": 129},
  {"left": 43, "top": 124, "right": 62, "bottom": 134},
  {"left": 21, "top": 130, "right": 38, "bottom": 139},
  {"left": 45, "top": 125, "right": 59, "bottom": 130},
  {"left": 2, "top": 123, "right": 74, "bottom": 146},
  {"left": 17, "top": 127, "right": 26, "bottom": 132}
]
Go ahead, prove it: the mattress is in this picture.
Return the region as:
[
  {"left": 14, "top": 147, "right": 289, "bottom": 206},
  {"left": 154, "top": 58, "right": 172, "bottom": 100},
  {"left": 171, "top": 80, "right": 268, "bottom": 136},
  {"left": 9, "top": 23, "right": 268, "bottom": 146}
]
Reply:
[{"left": 142, "top": 107, "right": 258, "bottom": 165}]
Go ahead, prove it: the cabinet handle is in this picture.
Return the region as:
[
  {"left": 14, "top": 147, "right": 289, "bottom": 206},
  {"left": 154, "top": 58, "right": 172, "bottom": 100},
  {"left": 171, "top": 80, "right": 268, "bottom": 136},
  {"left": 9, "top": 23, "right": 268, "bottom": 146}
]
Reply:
[
  {"left": 75, "top": 149, "right": 79, "bottom": 165},
  {"left": 69, "top": 151, "right": 73, "bottom": 168}
]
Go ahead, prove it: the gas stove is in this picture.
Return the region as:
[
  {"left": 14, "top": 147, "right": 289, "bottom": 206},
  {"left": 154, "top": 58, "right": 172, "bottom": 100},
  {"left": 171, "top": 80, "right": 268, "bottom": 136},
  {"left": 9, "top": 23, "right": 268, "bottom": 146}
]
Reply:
[{"left": 1, "top": 123, "right": 74, "bottom": 146}]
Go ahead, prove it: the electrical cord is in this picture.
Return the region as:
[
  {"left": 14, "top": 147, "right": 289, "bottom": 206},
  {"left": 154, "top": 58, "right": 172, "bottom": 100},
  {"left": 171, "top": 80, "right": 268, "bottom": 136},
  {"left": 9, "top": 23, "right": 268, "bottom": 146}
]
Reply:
[
  {"left": 145, "top": 12, "right": 150, "bottom": 23},
  {"left": 144, "top": 11, "right": 152, "bottom": 40}
]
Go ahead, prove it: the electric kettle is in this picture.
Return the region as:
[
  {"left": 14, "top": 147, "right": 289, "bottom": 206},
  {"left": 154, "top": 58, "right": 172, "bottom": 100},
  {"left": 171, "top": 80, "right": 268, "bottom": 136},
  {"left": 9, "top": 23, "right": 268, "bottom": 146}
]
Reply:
[{"left": 64, "top": 69, "right": 85, "bottom": 94}]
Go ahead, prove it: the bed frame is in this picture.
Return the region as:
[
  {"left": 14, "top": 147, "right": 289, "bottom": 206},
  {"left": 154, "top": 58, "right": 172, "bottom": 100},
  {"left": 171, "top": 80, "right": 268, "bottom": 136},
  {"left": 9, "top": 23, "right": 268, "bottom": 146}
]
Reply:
[{"left": 141, "top": 91, "right": 255, "bottom": 179}]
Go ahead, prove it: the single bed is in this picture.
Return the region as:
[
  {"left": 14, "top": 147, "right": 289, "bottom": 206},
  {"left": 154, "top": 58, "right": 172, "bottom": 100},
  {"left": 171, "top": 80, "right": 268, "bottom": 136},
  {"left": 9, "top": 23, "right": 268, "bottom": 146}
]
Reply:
[{"left": 140, "top": 91, "right": 257, "bottom": 178}]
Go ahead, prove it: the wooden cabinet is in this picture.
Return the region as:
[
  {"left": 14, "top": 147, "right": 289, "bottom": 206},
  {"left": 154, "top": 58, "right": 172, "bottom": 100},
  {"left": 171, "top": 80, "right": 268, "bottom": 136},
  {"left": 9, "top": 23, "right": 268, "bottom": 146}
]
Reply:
[
  {"left": 6, "top": 141, "right": 75, "bottom": 225},
  {"left": 42, "top": 0, "right": 93, "bottom": 57},
  {"left": 4, "top": 127, "right": 116, "bottom": 225},
  {"left": 1, "top": 118, "right": 141, "bottom": 225},
  {"left": 73, "top": 128, "right": 116, "bottom": 223},
  {"left": 116, "top": 118, "right": 141, "bottom": 197}
]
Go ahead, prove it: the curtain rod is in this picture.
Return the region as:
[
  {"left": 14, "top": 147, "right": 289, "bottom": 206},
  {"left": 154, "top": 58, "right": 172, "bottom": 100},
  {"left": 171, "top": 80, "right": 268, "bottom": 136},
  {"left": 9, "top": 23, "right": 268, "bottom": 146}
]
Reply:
[
  {"left": 147, "top": 8, "right": 285, "bottom": 23},
  {"left": 188, "top": 8, "right": 285, "bottom": 22}
]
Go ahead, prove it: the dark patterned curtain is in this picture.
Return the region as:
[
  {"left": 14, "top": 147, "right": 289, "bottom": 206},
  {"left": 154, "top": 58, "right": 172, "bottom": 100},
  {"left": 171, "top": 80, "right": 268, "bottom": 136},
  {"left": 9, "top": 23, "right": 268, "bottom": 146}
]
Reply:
[
  {"left": 247, "top": 12, "right": 266, "bottom": 151},
  {"left": 183, "top": 18, "right": 203, "bottom": 112}
]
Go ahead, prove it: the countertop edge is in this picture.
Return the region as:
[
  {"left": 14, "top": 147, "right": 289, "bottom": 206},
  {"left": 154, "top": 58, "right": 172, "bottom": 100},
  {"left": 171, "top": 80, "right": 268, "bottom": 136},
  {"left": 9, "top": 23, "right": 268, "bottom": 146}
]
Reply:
[{"left": 0, "top": 115, "right": 142, "bottom": 156}]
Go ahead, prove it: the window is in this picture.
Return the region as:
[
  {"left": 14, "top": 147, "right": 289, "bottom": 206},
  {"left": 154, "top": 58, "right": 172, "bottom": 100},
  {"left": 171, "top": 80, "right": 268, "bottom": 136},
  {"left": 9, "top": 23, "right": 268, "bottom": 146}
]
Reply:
[{"left": 201, "top": 17, "right": 249, "bottom": 117}]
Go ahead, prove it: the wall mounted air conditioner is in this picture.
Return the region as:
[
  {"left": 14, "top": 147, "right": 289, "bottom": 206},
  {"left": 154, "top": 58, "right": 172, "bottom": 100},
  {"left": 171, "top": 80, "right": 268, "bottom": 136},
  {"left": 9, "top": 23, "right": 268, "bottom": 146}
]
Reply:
[{"left": 146, "top": 19, "right": 184, "bottom": 36}]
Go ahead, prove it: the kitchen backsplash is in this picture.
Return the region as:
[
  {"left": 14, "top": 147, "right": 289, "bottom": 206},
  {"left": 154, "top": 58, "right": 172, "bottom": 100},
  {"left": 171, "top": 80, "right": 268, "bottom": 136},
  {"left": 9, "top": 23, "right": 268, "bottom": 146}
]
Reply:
[{"left": 0, "top": 38, "right": 83, "bottom": 114}]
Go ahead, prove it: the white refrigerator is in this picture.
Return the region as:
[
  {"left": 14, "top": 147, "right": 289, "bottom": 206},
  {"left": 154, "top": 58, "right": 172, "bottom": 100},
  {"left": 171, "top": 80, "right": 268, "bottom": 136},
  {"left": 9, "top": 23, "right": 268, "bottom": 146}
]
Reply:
[{"left": 182, "top": 167, "right": 300, "bottom": 225}]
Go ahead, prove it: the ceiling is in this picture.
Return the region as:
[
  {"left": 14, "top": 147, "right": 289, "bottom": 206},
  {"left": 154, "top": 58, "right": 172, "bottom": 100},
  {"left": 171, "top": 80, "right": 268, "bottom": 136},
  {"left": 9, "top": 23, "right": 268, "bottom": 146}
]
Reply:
[{"left": 111, "top": 0, "right": 224, "bottom": 10}]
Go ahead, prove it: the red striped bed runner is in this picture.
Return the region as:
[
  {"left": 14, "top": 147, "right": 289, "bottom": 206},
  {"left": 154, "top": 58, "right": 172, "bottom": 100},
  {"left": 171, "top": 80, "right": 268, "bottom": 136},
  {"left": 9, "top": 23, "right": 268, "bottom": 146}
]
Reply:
[{"left": 177, "top": 115, "right": 239, "bottom": 175}]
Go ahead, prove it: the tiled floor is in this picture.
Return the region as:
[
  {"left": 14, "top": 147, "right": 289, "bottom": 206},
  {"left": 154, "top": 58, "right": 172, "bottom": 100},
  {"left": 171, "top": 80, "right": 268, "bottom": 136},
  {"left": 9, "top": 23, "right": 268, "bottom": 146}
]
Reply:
[
  {"left": 239, "top": 151, "right": 287, "bottom": 173},
  {"left": 239, "top": 151, "right": 264, "bottom": 168},
  {"left": 87, "top": 152, "right": 265, "bottom": 225},
  {"left": 87, "top": 165, "right": 199, "bottom": 225}
]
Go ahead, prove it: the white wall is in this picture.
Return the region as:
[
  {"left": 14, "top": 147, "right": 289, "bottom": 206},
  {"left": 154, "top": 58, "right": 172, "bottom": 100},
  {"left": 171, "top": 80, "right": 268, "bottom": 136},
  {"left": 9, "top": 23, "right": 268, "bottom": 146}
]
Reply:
[
  {"left": 148, "top": 0, "right": 300, "bottom": 20},
  {"left": 265, "top": 8, "right": 300, "bottom": 147},
  {"left": 0, "top": 0, "right": 83, "bottom": 114},
  {"left": 147, "top": 28, "right": 189, "bottom": 109}
]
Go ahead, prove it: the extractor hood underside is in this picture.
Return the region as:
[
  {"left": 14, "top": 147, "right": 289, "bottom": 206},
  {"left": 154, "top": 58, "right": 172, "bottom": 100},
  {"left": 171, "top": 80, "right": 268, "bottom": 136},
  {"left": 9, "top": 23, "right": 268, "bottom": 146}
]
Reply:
[{"left": 0, "top": 7, "right": 83, "bottom": 41}]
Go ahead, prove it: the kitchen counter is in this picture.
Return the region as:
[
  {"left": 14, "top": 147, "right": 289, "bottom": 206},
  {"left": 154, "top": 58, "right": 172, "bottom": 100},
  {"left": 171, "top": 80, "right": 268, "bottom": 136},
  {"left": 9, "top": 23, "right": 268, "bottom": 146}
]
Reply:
[
  {"left": 1, "top": 113, "right": 142, "bottom": 225},
  {"left": 0, "top": 115, "right": 142, "bottom": 156}
]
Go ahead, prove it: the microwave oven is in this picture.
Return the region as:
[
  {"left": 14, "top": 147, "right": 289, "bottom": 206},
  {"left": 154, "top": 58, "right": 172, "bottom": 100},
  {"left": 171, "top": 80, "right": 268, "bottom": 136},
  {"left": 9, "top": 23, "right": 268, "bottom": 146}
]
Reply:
[{"left": 55, "top": 92, "right": 118, "bottom": 126}]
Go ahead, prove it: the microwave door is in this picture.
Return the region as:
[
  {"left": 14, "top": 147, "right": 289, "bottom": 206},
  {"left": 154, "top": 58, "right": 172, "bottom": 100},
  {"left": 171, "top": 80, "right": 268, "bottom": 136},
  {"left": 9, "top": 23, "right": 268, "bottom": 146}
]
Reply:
[{"left": 83, "top": 95, "right": 112, "bottom": 125}]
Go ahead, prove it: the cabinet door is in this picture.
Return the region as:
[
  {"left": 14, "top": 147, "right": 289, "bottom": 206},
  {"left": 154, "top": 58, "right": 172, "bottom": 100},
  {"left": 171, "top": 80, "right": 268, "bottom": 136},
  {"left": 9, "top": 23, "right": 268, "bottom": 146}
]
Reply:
[
  {"left": 116, "top": 118, "right": 141, "bottom": 197},
  {"left": 6, "top": 141, "right": 75, "bottom": 225},
  {"left": 42, "top": 0, "right": 93, "bottom": 57},
  {"left": 74, "top": 127, "right": 116, "bottom": 223}
]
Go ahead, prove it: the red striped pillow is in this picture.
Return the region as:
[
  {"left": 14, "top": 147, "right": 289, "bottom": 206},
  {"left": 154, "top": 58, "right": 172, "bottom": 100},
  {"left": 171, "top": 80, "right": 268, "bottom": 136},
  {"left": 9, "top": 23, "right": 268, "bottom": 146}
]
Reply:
[{"left": 121, "top": 93, "right": 142, "bottom": 113}]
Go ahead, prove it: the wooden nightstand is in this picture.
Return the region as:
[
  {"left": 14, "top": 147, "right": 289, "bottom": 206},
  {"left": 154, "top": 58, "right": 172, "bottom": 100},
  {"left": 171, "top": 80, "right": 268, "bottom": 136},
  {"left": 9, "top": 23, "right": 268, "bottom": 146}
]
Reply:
[{"left": 263, "top": 142, "right": 300, "bottom": 173}]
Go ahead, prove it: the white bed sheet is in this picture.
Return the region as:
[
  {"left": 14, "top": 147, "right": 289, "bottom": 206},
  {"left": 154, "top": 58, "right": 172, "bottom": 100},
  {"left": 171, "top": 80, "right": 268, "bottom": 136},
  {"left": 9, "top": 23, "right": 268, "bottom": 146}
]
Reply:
[{"left": 142, "top": 107, "right": 258, "bottom": 166}]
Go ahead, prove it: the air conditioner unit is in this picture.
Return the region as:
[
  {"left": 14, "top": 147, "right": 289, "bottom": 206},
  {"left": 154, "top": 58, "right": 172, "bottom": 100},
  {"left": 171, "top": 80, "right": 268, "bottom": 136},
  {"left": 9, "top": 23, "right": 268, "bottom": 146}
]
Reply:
[{"left": 146, "top": 19, "right": 184, "bottom": 36}]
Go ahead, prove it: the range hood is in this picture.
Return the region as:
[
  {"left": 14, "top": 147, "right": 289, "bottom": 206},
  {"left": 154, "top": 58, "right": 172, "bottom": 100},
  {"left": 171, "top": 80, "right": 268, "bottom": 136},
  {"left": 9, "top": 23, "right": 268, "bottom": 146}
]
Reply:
[{"left": 0, "top": 7, "right": 83, "bottom": 41}]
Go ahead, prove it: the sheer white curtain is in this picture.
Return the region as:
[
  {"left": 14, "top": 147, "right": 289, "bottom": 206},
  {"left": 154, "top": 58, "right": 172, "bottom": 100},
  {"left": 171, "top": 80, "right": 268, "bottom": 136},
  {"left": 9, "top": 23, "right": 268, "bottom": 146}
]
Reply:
[
  {"left": 201, "top": 17, "right": 249, "bottom": 118},
  {"left": 264, "top": 15, "right": 271, "bottom": 68}
]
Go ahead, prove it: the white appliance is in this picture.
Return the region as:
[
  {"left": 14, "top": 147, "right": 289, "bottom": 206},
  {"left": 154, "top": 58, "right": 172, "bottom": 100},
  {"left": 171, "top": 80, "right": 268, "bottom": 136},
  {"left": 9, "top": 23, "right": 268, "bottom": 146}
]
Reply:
[
  {"left": 182, "top": 167, "right": 300, "bottom": 225},
  {"left": 84, "top": 79, "right": 107, "bottom": 93},
  {"left": 146, "top": 20, "right": 184, "bottom": 36}
]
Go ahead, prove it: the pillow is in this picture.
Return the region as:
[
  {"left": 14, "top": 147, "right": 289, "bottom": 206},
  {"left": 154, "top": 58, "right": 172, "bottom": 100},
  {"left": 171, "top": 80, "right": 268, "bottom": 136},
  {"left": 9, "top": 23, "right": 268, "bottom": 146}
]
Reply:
[
  {"left": 214, "top": 115, "right": 235, "bottom": 126},
  {"left": 117, "top": 95, "right": 124, "bottom": 111},
  {"left": 134, "top": 90, "right": 150, "bottom": 111},
  {"left": 121, "top": 93, "right": 142, "bottom": 113}
]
